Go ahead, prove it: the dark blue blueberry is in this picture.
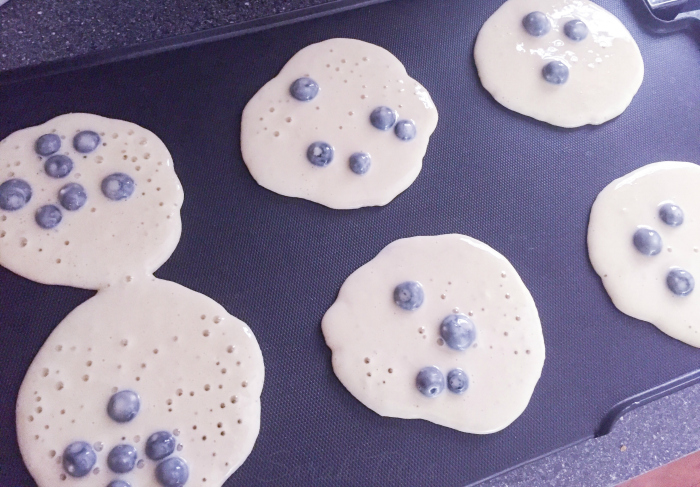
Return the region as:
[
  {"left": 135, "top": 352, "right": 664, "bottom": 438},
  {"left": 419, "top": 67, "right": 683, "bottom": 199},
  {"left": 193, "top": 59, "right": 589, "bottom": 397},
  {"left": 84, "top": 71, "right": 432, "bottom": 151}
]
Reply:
[
  {"left": 394, "top": 120, "right": 416, "bottom": 141},
  {"left": 440, "top": 313, "right": 477, "bottom": 351},
  {"left": 101, "top": 173, "right": 135, "bottom": 201},
  {"left": 659, "top": 203, "right": 684, "bottom": 227},
  {"left": 633, "top": 227, "right": 662, "bottom": 256},
  {"left": 44, "top": 155, "right": 74, "bottom": 178},
  {"left": 667, "top": 268, "right": 694, "bottom": 296},
  {"left": 35, "top": 134, "right": 61, "bottom": 156},
  {"left": 73, "top": 131, "right": 101, "bottom": 153},
  {"left": 62, "top": 441, "right": 96, "bottom": 478},
  {"left": 289, "top": 77, "right": 319, "bottom": 101},
  {"left": 415, "top": 366, "right": 445, "bottom": 398},
  {"left": 0, "top": 179, "right": 32, "bottom": 211},
  {"left": 107, "top": 444, "right": 137, "bottom": 474},
  {"left": 146, "top": 431, "right": 177, "bottom": 461},
  {"left": 542, "top": 61, "right": 569, "bottom": 84},
  {"left": 369, "top": 106, "right": 397, "bottom": 131},
  {"left": 156, "top": 457, "right": 189, "bottom": 487},
  {"left": 35, "top": 204, "right": 62, "bottom": 229},
  {"left": 564, "top": 19, "right": 589, "bottom": 41},
  {"left": 306, "top": 142, "right": 334, "bottom": 167},
  {"left": 349, "top": 152, "right": 371, "bottom": 175},
  {"left": 107, "top": 481, "right": 131, "bottom": 487},
  {"left": 107, "top": 390, "right": 140, "bottom": 423},
  {"left": 393, "top": 281, "right": 425, "bottom": 311},
  {"left": 58, "top": 183, "right": 87, "bottom": 211},
  {"left": 522, "top": 11, "right": 551, "bottom": 36},
  {"left": 447, "top": 368, "right": 469, "bottom": 394}
]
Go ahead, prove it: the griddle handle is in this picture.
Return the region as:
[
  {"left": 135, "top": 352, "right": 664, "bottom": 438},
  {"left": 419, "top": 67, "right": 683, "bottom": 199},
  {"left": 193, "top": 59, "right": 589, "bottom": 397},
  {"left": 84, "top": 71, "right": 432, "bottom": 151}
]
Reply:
[
  {"left": 636, "top": 0, "right": 700, "bottom": 33},
  {"left": 596, "top": 368, "right": 700, "bottom": 437}
]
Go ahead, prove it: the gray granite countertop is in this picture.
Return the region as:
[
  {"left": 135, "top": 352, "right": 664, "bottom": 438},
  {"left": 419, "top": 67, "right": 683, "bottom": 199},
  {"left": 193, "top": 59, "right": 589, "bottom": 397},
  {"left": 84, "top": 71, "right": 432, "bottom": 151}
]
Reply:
[
  {"left": 0, "top": 0, "right": 339, "bottom": 73},
  {"left": 476, "top": 382, "right": 700, "bottom": 487}
]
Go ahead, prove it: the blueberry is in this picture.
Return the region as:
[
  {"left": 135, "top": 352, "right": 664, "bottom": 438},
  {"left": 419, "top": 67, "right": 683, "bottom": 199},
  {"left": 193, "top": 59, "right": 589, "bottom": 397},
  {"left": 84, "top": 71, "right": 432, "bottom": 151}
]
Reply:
[
  {"left": 73, "top": 130, "right": 101, "bottom": 153},
  {"left": 107, "top": 481, "right": 131, "bottom": 487},
  {"left": 659, "top": 203, "right": 684, "bottom": 227},
  {"left": 35, "top": 134, "right": 61, "bottom": 156},
  {"left": 369, "top": 106, "right": 397, "bottom": 131},
  {"left": 0, "top": 179, "right": 32, "bottom": 211},
  {"left": 522, "top": 11, "right": 551, "bottom": 36},
  {"left": 667, "top": 268, "right": 694, "bottom": 296},
  {"left": 101, "top": 173, "right": 135, "bottom": 201},
  {"left": 107, "top": 444, "right": 138, "bottom": 473},
  {"left": 440, "top": 313, "right": 477, "bottom": 351},
  {"left": 44, "top": 154, "right": 74, "bottom": 178},
  {"left": 447, "top": 368, "right": 469, "bottom": 394},
  {"left": 58, "top": 183, "right": 87, "bottom": 211},
  {"left": 394, "top": 120, "right": 416, "bottom": 141},
  {"left": 349, "top": 152, "right": 371, "bottom": 175},
  {"left": 62, "top": 441, "right": 96, "bottom": 478},
  {"left": 107, "top": 390, "right": 140, "bottom": 423},
  {"left": 156, "top": 457, "right": 189, "bottom": 487},
  {"left": 306, "top": 142, "right": 334, "bottom": 167},
  {"left": 146, "top": 431, "right": 177, "bottom": 461},
  {"left": 290, "top": 77, "right": 319, "bottom": 101},
  {"left": 415, "top": 366, "right": 445, "bottom": 398},
  {"left": 35, "top": 205, "right": 62, "bottom": 229},
  {"left": 542, "top": 61, "right": 569, "bottom": 84},
  {"left": 564, "top": 19, "right": 588, "bottom": 41},
  {"left": 393, "top": 281, "right": 425, "bottom": 311},
  {"left": 633, "top": 227, "right": 662, "bottom": 256}
]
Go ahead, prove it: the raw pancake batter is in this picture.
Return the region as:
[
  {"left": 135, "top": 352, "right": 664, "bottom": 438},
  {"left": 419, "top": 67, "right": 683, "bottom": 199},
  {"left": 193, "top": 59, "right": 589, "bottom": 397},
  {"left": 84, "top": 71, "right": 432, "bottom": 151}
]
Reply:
[
  {"left": 474, "top": 0, "right": 644, "bottom": 128},
  {"left": 0, "top": 113, "right": 183, "bottom": 289},
  {"left": 588, "top": 161, "right": 700, "bottom": 347},
  {"left": 2, "top": 114, "right": 265, "bottom": 487},
  {"left": 16, "top": 278, "right": 264, "bottom": 487},
  {"left": 241, "top": 38, "right": 439, "bottom": 209},
  {"left": 322, "top": 234, "right": 546, "bottom": 434}
]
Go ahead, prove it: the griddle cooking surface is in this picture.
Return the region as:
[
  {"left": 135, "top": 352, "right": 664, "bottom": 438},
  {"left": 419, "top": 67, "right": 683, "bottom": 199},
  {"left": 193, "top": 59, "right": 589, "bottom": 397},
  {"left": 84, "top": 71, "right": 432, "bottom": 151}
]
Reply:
[{"left": 0, "top": 1, "right": 699, "bottom": 485}]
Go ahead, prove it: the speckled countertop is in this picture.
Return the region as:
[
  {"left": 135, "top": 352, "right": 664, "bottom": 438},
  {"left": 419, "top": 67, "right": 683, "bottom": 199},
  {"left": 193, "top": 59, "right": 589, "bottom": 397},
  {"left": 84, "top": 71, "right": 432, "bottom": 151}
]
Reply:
[
  {"left": 1, "top": 1, "right": 699, "bottom": 485},
  {"left": 0, "top": 0, "right": 339, "bottom": 72},
  {"left": 476, "top": 383, "right": 700, "bottom": 487}
]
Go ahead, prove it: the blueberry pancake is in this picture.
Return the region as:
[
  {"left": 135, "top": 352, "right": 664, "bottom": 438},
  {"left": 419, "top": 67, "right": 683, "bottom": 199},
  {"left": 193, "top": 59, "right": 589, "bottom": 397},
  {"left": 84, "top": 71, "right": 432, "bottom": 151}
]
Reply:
[
  {"left": 4, "top": 114, "right": 266, "bottom": 487},
  {"left": 0, "top": 113, "right": 182, "bottom": 290},
  {"left": 474, "top": 0, "right": 644, "bottom": 128},
  {"left": 588, "top": 161, "right": 700, "bottom": 347},
  {"left": 16, "top": 278, "right": 265, "bottom": 487},
  {"left": 241, "top": 38, "right": 439, "bottom": 209},
  {"left": 322, "top": 234, "right": 545, "bottom": 434}
]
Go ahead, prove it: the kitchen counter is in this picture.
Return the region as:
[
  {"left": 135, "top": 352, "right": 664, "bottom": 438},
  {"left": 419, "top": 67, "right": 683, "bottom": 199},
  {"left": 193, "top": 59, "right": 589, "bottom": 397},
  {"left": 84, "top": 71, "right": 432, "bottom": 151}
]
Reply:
[{"left": 0, "top": 0, "right": 344, "bottom": 73}]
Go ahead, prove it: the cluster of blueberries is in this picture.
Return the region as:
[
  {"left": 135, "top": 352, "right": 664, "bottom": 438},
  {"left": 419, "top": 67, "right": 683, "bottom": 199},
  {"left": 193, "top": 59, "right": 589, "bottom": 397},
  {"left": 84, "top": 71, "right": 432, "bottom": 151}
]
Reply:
[
  {"left": 521, "top": 12, "right": 590, "bottom": 85},
  {"left": 632, "top": 202, "right": 694, "bottom": 296},
  {"left": 0, "top": 132, "right": 136, "bottom": 230},
  {"left": 289, "top": 77, "right": 417, "bottom": 175},
  {"left": 393, "top": 281, "right": 473, "bottom": 398},
  {"left": 62, "top": 390, "right": 189, "bottom": 487}
]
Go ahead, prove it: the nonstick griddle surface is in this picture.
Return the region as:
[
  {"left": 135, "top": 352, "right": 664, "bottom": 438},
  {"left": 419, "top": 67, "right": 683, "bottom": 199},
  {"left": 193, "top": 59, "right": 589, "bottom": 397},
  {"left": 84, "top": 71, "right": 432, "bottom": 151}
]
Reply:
[{"left": 1, "top": 0, "right": 699, "bottom": 485}]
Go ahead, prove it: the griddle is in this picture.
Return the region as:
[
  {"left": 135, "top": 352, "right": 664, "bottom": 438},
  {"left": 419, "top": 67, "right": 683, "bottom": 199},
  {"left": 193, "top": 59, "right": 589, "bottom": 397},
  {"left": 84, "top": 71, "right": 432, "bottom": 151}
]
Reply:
[{"left": 0, "top": 0, "right": 699, "bottom": 485}]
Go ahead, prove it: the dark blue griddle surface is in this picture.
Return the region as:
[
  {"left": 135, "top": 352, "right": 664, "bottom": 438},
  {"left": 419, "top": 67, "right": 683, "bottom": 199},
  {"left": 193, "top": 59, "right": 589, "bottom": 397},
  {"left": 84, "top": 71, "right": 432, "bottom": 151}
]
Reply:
[{"left": 1, "top": 1, "right": 699, "bottom": 485}]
